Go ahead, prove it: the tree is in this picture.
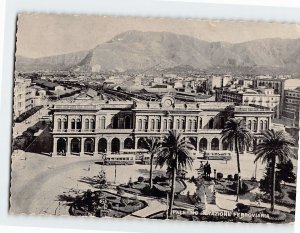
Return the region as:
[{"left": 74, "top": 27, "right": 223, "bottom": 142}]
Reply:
[
  {"left": 221, "top": 118, "right": 253, "bottom": 201},
  {"left": 259, "top": 163, "right": 282, "bottom": 195},
  {"left": 254, "top": 129, "right": 296, "bottom": 212},
  {"left": 143, "top": 137, "right": 161, "bottom": 189},
  {"left": 277, "top": 159, "right": 296, "bottom": 184},
  {"left": 156, "top": 130, "right": 194, "bottom": 218}
]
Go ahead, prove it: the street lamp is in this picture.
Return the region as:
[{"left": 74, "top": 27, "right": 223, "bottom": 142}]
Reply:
[{"left": 114, "top": 164, "right": 117, "bottom": 184}]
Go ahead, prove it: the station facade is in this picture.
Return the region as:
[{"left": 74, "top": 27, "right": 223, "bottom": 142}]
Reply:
[{"left": 51, "top": 95, "right": 274, "bottom": 157}]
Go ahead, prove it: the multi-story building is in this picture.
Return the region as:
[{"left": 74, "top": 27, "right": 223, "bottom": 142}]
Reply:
[
  {"left": 282, "top": 88, "right": 300, "bottom": 127},
  {"left": 13, "top": 78, "right": 32, "bottom": 118},
  {"left": 215, "top": 87, "right": 280, "bottom": 118},
  {"left": 50, "top": 94, "right": 273, "bottom": 157}
]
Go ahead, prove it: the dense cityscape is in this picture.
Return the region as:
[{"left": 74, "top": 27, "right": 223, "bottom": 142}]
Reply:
[
  {"left": 10, "top": 69, "right": 299, "bottom": 223},
  {"left": 9, "top": 15, "right": 300, "bottom": 224}
]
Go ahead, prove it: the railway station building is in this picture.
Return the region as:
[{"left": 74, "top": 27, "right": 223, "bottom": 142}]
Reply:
[{"left": 50, "top": 94, "right": 274, "bottom": 157}]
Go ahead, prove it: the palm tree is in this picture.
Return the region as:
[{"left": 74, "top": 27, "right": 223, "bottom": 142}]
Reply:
[
  {"left": 156, "top": 130, "right": 194, "bottom": 218},
  {"left": 221, "top": 118, "right": 253, "bottom": 201},
  {"left": 254, "top": 129, "right": 296, "bottom": 212},
  {"left": 143, "top": 137, "right": 161, "bottom": 189}
]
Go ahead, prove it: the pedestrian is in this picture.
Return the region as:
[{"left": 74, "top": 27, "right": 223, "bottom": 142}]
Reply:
[
  {"left": 207, "top": 163, "right": 211, "bottom": 178},
  {"left": 88, "top": 164, "right": 91, "bottom": 171},
  {"left": 204, "top": 161, "right": 209, "bottom": 178},
  {"left": 199, "top": 161, "right": 204, "bottom": 172}
]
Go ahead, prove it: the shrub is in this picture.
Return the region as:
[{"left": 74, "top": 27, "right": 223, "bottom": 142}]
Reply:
[
  {"left": 27, "top": 126, "right": 39, "bottom": 133},
  {"left": 141, "top": 185, "right": 151, "bottom": 195},
  {"left": 120, "top": 197, "right": 129, "bottom": 206},
  {"left": 227, "top": 175, "right": 233, "bottom": 181},
  {"left": 235, "top": 203, "right": 250, "bottom": 213},
  {"left": 234, "top": 174, "right": 239, "bottom": 181},
  {"left": 117, "top": 189, "right": 125, "bottom": 196},
  {"left": 137, "top": 176, "right": 145, "bottom": 183},
  {"left": 217, "top": 173, "right": 223, "bottom": 180},
  {"left": 13, "top": 136, "right": 28, "bottom": 150}
]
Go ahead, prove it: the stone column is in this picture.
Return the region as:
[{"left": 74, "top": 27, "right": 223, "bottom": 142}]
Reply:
[
  {"left": 196, "top": 138, "right": 199, "bottom": 151},
  {"left": 107, "top": 139, "right": 112, "bottom": 154},
  {"left": 94, "top": 137, "right": 99, "bottom": 156},
  {"left": 120, "top": 138, "right": 125, "bottom": 151},
  {"left": 52, "top": 137, "right": 58, "bottom": 157},
  {"left": 197, "top": 116, "right": 201, "bottom": 131},
  {"left": 219, "top": 139, "right": 223, "bottom": 150},
  {"left": 66, "top": 137, "right": 72, "bottom": 156},
  {"left": 134, "top": 137, "right": 138, "bottom": 149},
  {"left": 160, "top": 116, "right": 163, "bottom": 132},
  {"left": 207, "top": 140, "right": 211, "bottom": 150},
  {"left": 80, "top": 137, "right": 85, "bottom": 156}
]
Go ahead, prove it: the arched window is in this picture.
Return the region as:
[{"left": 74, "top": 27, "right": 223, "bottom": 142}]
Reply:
[
  {"left": 188, "top": 119, "right": 192, "bottom": 131},
  {"left": 253, "top": 120, "right": 257, "bottom": 132},
  {"left": 181, "top": 119, "right": 185, "bottom": 130},
  {"left": 211, "top": 138, "right": 219, "bottom": 150},
  {"left": 260, "top": 120, "right": 263, "bottom": 131},
  {"left": 100, "top": 116, "right": 106, "bottom": 129},
  {"left": 163, "top": 119, "right": 168, "bottom": 130},
  {"left": 176, "top": 119, "right": 180, "bottom": 129},
  {"left": 151, "top": 119, "right": 155, "bottom": 131},
  {"left": 208, "top": 118, "right": 214, "bottom": 129},
  {"left": 156, "top": 119, "right": 160, "bottom": 130},
  {"left": 264, "top": 120, "right": 268, "bottom": 130},
  {"left": 57, "top": 118, "right": 62, "bottom": 130},
  {"left": 169, "top": 119, "right": 173, "bottom": 129},
  {"left": 90, "top": 119, "right": 95, "bottom": 130},
  {"left": 113, "top": 116, "right": 118, "bottom": 129},
  {"left": 199, "top": 117, "right": 202, "bottom": 129},
  {"left": 71, "top": 119, "right": 75, "bottom": 130},
  {"left": 248, "top": 120, "right": 252, "bottom": 130},
  {"left": 124, "top": 116, "right": 131, "bottom": 129},
  {"left": 193, "top": 119, "right": 197, "bottom": 131},
  {"left": 138, "top": 119, "right": 142, "bottom": 130},
  {"left": 76, "top": 119, "right": 81, "bottom": 130},
  {"left": 85, "top": 119, "right": 89, "bottom": 130},
  {"left": 199, "top": 138, "right": 208, "bottom": 150},
  {"left": 144, "top": 119, "right": 148, "bottom": 130},
  {"left": 124, "top": 138, "right": 134, "bottom": 149},
  {"left": 63, "top": 119, "right": 67, "bottom": 130}
]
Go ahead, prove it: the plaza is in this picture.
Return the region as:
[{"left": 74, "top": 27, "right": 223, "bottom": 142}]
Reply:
[{"left": 10, "top": 148, "right": 298, "bottom": 217}]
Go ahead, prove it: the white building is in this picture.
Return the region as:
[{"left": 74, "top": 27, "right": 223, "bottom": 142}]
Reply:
[{"left": 13, "top": 78, "right": 32, "bottom": 118}]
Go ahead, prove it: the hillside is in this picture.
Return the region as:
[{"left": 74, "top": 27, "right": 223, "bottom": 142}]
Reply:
[{"left": 16, "top": 30, "right": 300, "bottom": 74}]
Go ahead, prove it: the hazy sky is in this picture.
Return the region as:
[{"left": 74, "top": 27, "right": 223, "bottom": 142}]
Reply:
[{"left": 16, "top": 13, "right": 300, "bottom": 58}]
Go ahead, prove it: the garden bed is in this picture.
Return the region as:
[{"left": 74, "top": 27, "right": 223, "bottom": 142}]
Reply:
[
  {"left": 70, "top": 190, "right": 147, "bottom": 218},
  {"left": 118, "top": 176, "right": 186, "bottom": 197}
]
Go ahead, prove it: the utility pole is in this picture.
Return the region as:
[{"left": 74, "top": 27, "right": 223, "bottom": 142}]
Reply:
[{"left": 114, "top": 164, "right": 117, "bottom": 184}]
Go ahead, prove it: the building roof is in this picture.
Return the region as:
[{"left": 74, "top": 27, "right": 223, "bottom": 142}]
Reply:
[{"left": 35, "top": 79, "right": 59, "bottom": 89}]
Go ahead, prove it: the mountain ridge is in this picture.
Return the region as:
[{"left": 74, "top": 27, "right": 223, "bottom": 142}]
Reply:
[{"left": 15, "top": 30, "right": 300, "bottom": 74}]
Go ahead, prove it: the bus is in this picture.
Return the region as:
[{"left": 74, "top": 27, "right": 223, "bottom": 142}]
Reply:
[
  {"left": 141, "top": 154, "right": 158, "bottom": 165},
  {"left": 120, "top": 149, "right": 148, "bottom": 160},
  {"left": 104, "top": 153, "right": 135, "bottom": 165},
  {"left": 203, "top": 150, "right": 232, "bottom": 160}
]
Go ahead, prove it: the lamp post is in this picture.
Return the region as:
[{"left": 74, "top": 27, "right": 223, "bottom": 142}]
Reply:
[{"left": 114, "top": 164, "right": 117, "bottom": 184}]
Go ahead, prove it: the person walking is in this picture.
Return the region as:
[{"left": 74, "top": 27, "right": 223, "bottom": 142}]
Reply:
[
  {"left": 198, "top": 161, "right": 204, "bottom": 177},
  {"left": 207, "top": 163, "right": 212, "bottom": 178},
  {"left": 204, "top": 161, "right": 209, "bottom": 178}
]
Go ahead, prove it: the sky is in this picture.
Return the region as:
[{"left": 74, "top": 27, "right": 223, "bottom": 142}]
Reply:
[{"left": 16, "top": 13, "right": 300, "bottom": 58}]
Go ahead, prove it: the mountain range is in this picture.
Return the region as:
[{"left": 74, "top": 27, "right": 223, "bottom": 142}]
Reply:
[{"left": 15, "top": 30, "right": 300, "bottom": 74}]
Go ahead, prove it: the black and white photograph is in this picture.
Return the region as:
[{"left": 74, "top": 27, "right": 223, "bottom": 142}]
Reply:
[{"left": 9, "top": 13, "right": 299, "bottom": 224}]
